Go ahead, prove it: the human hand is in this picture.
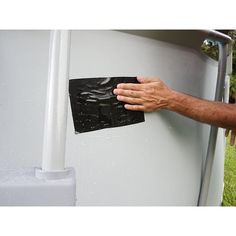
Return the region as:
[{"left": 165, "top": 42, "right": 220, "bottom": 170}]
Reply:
[
  {"left": 225, "top": 129, "right": 236, "bottom": 146},
  {"left": 113, "top": 76, "right": 173, "bottom": 112}
]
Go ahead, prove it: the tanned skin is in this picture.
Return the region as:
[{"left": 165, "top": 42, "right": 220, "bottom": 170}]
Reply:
[{"left": 113, "top": 76, "right": 236, "bottom": 146}]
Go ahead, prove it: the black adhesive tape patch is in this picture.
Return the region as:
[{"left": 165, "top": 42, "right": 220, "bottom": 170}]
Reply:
[{"left": 69, "top": 77, "right": 145, "bottom": 133}]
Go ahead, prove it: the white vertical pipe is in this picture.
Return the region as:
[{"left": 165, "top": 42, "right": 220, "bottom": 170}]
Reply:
[{"left": 42, "top": 30, "right": 71, "bottom": 171}]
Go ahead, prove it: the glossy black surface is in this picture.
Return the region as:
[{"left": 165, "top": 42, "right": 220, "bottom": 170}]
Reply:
[{"left": 69, "top": 77, "right": 144, "bottom": 133}]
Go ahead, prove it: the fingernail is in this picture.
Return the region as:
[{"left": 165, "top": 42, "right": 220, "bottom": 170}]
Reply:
[{"left": 113, "top": 89, "right": 117, "bottom": 94}]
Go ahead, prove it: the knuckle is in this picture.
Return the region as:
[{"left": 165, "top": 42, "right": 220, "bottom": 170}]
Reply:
[
  {"left": 144, "top": 86, "right": 154, "bottom": 94},
  {"left": 130, "top": 91, "right": 135, "bottom": 96},
  {"left": 129, "top": 98, "right": 135, "bottom": 104}
]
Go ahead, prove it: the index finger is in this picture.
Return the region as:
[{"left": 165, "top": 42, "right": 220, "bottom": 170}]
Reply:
[{"left": 117, "top": 83, "right": 143, "bottom": 91}]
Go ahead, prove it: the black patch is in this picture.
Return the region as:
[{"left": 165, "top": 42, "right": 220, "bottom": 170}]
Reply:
[{"left": 69, "top": 77, "right": 145, "bottom": 133}]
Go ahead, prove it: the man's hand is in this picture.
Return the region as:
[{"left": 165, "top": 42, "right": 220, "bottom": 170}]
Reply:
[
  {"left": 114, "top": 76, "right": 236, "bottom": 130},
  {"left": 113, "top": 76, "right": 173, "bottom": 112},
  {"left": 225, "top": 129, "right": 236, "bottom": 147}
]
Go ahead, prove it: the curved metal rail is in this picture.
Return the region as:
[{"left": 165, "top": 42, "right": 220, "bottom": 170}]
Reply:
[{"left": 198, "top": 31, "right": 231, "bottom": 206}]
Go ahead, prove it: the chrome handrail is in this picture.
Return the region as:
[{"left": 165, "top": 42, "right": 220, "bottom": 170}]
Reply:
[{"left": 198, "top": 32, "right": 231, "bottom": 206}]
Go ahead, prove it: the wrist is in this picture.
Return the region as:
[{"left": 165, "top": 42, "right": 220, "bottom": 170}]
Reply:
[{"left": 166, "top": 90, "right": 182, "bottom": 111}]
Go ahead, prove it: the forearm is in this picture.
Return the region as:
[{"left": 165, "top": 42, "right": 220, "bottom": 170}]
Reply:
[{"left": 167, "top": 90, "right": 236, "bottom": 129}]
